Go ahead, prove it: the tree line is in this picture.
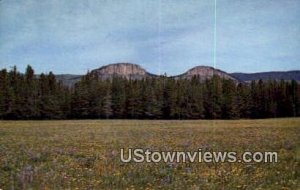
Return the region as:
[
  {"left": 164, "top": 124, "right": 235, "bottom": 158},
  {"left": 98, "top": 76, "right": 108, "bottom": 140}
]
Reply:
[{"left": 0, "top": 65, "right": 299, "bottom": 119}]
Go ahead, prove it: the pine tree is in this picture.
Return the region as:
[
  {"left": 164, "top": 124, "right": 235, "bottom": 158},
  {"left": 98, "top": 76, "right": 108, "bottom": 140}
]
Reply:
[
  {"left": 204, "top": 76, "right": 222, "bottom": 119},
  {"left": 111, "top": 77, "right": 127, "bottom": 118},
  {"left": 236, "top": 83, "right": 251, "bottom": 118},
  {"left": 222, "top": 79, "right": 239, "bottom": 119},
  {"left": 23, "top": 65, "right": 39, "bottom": 118},
  {"left": 0, "top": 69, "right": 9, "bottom": 119}
]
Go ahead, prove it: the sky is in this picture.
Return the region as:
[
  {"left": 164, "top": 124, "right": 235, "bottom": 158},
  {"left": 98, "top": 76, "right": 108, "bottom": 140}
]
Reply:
[{"left": 0, "top": 0, "right": 299, "bottom": 75}]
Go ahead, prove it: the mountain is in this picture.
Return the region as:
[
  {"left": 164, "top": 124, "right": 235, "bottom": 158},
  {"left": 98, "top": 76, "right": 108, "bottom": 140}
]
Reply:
[
  {"left": 230, "top": 71, "right": 300, "bottom": 82},
  {"left": 173, "top": 66, "right": 238, "bottom": 81},
  {"left": 90, "top": 63, "right": 157, "bottom": 80},
  {"left": 53, "top": 63, "right": 300, "bottom": 86},
  {"left": 89, "top": 63, "right": 237, "bottom": 81},
  {"left": 55, "top": 74, "right": 82, "bottom": 87}
]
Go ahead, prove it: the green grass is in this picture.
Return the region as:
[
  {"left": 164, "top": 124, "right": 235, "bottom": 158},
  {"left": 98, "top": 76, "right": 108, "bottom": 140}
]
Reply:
[{"left": 0, "top": 119, "right": 299, "bottom": 189}]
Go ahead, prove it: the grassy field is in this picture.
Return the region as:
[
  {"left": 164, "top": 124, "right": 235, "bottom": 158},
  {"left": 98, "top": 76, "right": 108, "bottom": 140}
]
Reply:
[{"left": 0, "top": 119, "right": 299, "bottom": 189}]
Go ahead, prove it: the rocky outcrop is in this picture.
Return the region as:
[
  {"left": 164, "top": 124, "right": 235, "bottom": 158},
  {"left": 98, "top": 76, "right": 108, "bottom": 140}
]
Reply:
[
  {"left": 90, "top": 63, "right": 156, "bottom": 80},
  {"left": 55, "top": 64, "right": 300, "bottom": 86},
  {"left": 174, "top": 66, "right": 238, "bottom": 81}
]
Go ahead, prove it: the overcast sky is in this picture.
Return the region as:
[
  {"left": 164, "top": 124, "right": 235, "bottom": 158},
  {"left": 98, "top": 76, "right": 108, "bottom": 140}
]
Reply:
[{"left": 0, "top": 0, "right": 299, "bottom": 75}]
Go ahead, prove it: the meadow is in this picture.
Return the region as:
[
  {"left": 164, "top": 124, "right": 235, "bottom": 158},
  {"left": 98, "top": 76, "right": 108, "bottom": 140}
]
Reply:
[{"left": 0, "top": 119, "right": 299, "bottom": 189}]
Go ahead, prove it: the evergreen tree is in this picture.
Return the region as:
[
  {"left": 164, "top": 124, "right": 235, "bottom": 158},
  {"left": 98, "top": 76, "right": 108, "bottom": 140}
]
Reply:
[
  {"left": 222, "top": 79, "right": 239, "bottom": 119},
  {"left": 0, "top": 65, "right": 299, "bottom": 120}
]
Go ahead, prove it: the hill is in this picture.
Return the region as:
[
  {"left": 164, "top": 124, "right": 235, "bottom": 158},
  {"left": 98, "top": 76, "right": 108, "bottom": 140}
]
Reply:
[
  {"left": 174, "top": 66, "right": 237, "bottom": 81},
  {"left": 230, "top": 71, "right": 300, "bottom": 82},
  {"left": 90, "top": 63, "right": 157, "bottom": 80},
  {"left": 52, "top": 63, "right": 300, "bottom": 86}
]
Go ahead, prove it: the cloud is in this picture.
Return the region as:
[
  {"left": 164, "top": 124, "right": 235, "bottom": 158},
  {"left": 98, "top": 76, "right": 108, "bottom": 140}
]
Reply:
[{"left": 0, "top": 0, "right": 299, "bottom": 74}]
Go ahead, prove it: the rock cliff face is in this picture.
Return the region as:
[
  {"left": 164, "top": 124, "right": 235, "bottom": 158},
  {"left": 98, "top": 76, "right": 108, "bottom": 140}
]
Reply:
[
  {"left": 174, "top": 66, "right": 238, "bottom": 81},
  {"left": 55, "top": 63, "right": 300, "bottom": 86},
  {"left": 90, "top": 64, "right": 237, "bottom": 81},
  {"left": 90, "top": 63, "right": 156, "bottom": 80}
]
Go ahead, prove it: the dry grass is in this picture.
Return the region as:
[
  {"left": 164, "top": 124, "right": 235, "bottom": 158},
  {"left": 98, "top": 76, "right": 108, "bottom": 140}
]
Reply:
[{"left": 0, "top": 119, "right": 299, "bottom": 189}]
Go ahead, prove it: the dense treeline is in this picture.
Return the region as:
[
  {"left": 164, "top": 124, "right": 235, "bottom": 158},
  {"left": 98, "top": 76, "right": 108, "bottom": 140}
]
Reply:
[
  {"left": 0, "top": 66, "right": 70, "bottom": 119},
  {"left": 0, "top": 66, "right": 299, "bottom": 119}
]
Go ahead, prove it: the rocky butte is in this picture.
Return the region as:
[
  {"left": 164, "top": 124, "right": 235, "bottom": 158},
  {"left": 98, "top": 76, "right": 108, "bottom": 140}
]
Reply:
[
  {"left": 90, "top": 63, "right": 157, "bottom": 80},
  {"left": 89, "top": 63, "right": 237, "bottom": 81},
  {"left": 173, "top": 66, "right": 238, "bottom": 81},
  {"left": 55, "top": 63, "right": 300, "bottom": 86}
]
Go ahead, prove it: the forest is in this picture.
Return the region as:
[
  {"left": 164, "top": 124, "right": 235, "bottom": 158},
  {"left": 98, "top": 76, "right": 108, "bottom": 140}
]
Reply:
[{"left": 0, "top": 65, "right": 299, "bottom": 119}]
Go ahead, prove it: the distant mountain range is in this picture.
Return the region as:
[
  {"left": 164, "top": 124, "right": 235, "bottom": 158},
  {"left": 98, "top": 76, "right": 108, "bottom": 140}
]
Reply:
[
  {"left": 55, "top": 74, "right": 82, "bottom": 87},
  {"left": 54, "top": 63, "right": 300, "bottom": 86},
  {"left": 230, "top": 71, "right": 300, "bottom": 82}
]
